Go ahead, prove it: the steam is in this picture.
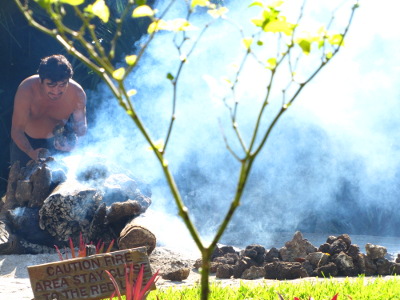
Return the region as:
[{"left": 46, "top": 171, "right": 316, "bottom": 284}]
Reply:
[{"left": 64, "top": 0, "right": 400, "bottom": 251}]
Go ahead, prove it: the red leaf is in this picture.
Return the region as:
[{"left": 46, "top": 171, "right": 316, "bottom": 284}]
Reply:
[
  {"left": 106, "top": 239, "right": 115, "bottom": 253},
  {"left": 331, "top": 293, "right": 339, "bottom": 300},
  {"left": 69, "top": 237, "right": 76, "bottom": 258},
  {"left": 54, "top": 245, "right": 64, "bottom": 261},
  {"left": 105, "top": 270, "right": 123, "bottom": 300}
]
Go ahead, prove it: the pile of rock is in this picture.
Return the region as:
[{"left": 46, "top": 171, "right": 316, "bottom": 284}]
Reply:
[
  {"left": 194, "top": 231, "right": 400, "bottom": 280},
  {"left": 0, "top": 156, "right": 156, "bottom": 255}
]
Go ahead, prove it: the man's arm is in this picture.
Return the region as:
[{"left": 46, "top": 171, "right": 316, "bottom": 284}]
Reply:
[
  {"left": 11, "top": 83, "right": 44, "bottom": 161},
  {"left": 72, "top": 87, "right": 87, "bottom": 137}
]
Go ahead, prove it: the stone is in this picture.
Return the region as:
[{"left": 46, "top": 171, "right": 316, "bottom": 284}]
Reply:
[
  {"left": 265, "top": 247, "right": 280, "bottom": 262},
  {"left": 241, "top": 266, "right": 266, "bottom": 280},
  {"left": 334, "top": 252, "right": 356, "bottom": 276},
  {"left": 162, "top": 267, "right": 190, "bottom": 281},
  {"left": 216, "top": 264, "right": 234, "bottom": 279},
  {"left": 265, "top": 261, "right": 308, "bottom": 280},
  {"left": 305, "top": 252, "right": 330, "bottom": 269},
  {"left": 314, "top": 262, "right": 338, "bottom": 277},
  {"left": 329, "top": 239, "right": 348, "bottom": 255},
  {"left": 365, "top": 243, "right": 387, "bottom": 260},
  {"left": 279, "top": 231, "right": 317, "bottom": 262},
  {"left": 243, "top": 244, "right": 266, "bottom": 265}
]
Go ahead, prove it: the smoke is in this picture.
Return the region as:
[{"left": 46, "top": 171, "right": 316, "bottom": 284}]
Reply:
[{"left": 65, "top": 0, "right": 400, "bottom": 251}]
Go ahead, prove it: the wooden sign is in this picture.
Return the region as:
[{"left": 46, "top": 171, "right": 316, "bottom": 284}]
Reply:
[{"left": 28, "top": 247, "right": 155, "bottom": 300}]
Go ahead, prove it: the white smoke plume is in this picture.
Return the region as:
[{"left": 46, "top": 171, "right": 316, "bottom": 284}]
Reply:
[{"left": 65, "top": 0, "right": 400, "bottom": 251}]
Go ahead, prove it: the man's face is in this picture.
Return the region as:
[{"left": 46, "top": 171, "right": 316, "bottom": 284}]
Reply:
[{"left": 42, "top": 79, "right": 69, "bottom": 101}]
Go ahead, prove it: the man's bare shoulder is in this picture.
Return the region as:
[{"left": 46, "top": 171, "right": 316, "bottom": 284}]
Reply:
[{"left": 18, "top": 75, "right": 40, "bottom": 92}]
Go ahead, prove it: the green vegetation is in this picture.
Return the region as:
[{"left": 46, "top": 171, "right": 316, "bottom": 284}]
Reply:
[{"left": 144, "top": 276, "right": 400, "bottom": 300}]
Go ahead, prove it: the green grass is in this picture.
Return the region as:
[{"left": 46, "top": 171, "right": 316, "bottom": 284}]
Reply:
[{"left": 143, "top": 276, "right": 400, "bottom": 300}]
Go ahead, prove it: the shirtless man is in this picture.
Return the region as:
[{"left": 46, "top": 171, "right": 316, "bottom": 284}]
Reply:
[{"left": 10, "top": 54, "right": 87, "bottom": 166}]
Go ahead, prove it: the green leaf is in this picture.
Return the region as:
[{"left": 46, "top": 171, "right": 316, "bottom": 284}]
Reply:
[
  {"left": 85, "top": 0, "right": 110, "bottom": 23},
  {"left": 112, "top": 68, "right": 125, "bottom": 80},
  {"left": 34, "top": 0, "right": 52, "bottom": 9},
  {"left": 136, "top": 0, "right": 147, "bottom": 5},
  {"left": 59, "top": 0, "right": 84, "bottom": 5},
  {"left": 296, "top": 39, "right": 311, "bottom": 55},
  {"left": 125, "top": 55, "right": 137, "bottom": 66},
  {"left": 266, "top": 57, "right": 277, "bottom": 70},
  {"left": 191, "top": 0, "right": 210, "bottom": 9},
  {"left": 257, "top": 40, "right": 263, "bottom": 46},
  {"left": 242, "top": 37, "right": 253, "bottom": 50},
  {"left": 326, "top": 52, "right": 333, "bottom": 60},
  {"left": 167, "top": 73, "right": 174, "bottom": 81},
  {"left": 132, "top": 5, "right": 155, "bottom": 18}
]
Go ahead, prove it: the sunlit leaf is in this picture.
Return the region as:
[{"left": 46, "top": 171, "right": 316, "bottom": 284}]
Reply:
[
  {"left": 326, "top": 52, "right": 333, "bottom": 60},
  {"left": 266, "top": 57, "right": 277, "bottom": 70},
  {"left": 242, "top": 37, "right": 253, "bottom": 50},
  {"left": 112, "top": 68, "right": 125, "bottom": 80},
  {"left": 263, "top": 18, "right": 295, "bottom": 35},
  {"left": 208, "top": 7, "right": 229, "bottom": 18},
  {"left": 249, "top": 1, "right": 264, "bottom": 8},
  {"left": 85, "top": 0, "right": 110, "bottom": 23},
  {"left": 59, "top": 0, "right": 84, "bottom": 5},
  {"left": 148, "top": 140, "right": 164, "bottom": 151},
  {"left": 127, "top": 89, "right": 137, "bottom": 97},
  {"left": 148, "top": 19, "right": 195, "bottom": 33},
  {"left": 328, "top": 33, "right": 344, "bottom": 46},
  {"left": 132, "top": 5, "right": 155, "bottom": 18},
  {"left": 125, "top": 55, "right": 137, "bottom": 66},
  {"left": 191, "top": 0, "right": 210, "bottom": 9},
  {"left": 257, "top": 40, "right": 263, "bottom": 46}
]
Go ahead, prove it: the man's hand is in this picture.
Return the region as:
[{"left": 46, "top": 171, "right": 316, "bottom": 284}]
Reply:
[{"left": 28, "top": 148, "right": 50, "bottom": 161}]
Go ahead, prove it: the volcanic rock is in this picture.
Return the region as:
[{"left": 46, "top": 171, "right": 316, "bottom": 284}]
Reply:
[
  {"left": 265, "top": 261, "right": 308, "bottom": 280},
  {"left": 241, "top": 265, "right": 265, "bottom": 279},
  {"left": 216, "top": 264, "right": 234, "bottom": 279},
  {"left": 243, "top": 244, "right": 266, "bottom": 265},
  {"left": 365, "top": 243, "right": 387, "bottom": 260},
  {"left": 314, "top": 262, "right": 338, "bottom": 277},
  {"left": 305, "top": 252, "right": 329, "bottom": 269},
  {"left": 279, "top": 231, "right": 317, "bottom": 262},
  {"left": 162, "top": 267, "right": 191, "bottom": 281}
]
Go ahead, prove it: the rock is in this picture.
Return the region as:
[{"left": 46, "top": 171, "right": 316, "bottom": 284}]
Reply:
[
  {"left": 264, "top": 261, "right": 308, "bottom": 280},
  {"left": 162, "top": 267, "right": 190, "bottom": 281},
  {"left": 7, "top": 207, "right": 55, "bottom": 246},
  {"left": 232, "top": 256, "right": 256, "bottom": 278},
  {"left": 265, "top": 247, "right": 280, "bottom": 262},
  {"left": 0, "top": 221, "right": 24, "bottom": 254},
  {"left": 305, "top": 252, "right": 330, "bottom": 269},
  {"left": 334, "top": 252, "right": 356, "bottom": 276},
  {"left": 243, "top": 244, "right": 265, "bottom": 265},
  {"left": 363, "top": 254, "right": 377, "bottom": 276},
  {"left": 390, "top": 263, "right": 400, "bottom": 275},
  {"left": 376, "top": 258, "right": 392, "bottom": 276},
  {"left": 216, "top": 264, "right": 234, "bottom": 279},
  {"left": 241, "top": 265, "right": 266, "bottom": 280},
  {"left": 365, "top": 243, "right": 387, "bottom": 260},
  {"left": 279, "top": 231, "right": 317, "bottom": 262},
  {"left": 106, "top": 200, "right": 142, "bottom": 224},
  {"left": 314, "top": 262, "right": 338, "bottom": 277},
  {"left": 329, "top": 239, "right": 348, "bottom": 255},
  {"left": 318, "top": 243, "right": 330, "bottom": 253}
]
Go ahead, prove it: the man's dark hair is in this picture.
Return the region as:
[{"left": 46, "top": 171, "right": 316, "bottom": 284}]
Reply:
[{"left": 38, "top": 54, "right": 73, "bottom": 82}]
